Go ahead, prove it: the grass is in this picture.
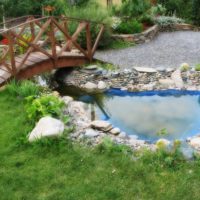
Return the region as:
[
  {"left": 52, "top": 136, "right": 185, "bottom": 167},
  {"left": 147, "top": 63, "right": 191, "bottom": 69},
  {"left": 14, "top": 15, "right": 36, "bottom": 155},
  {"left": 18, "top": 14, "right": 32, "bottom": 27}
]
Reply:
[
  {"left": 108, "top": 39, "right": 135, "bottom": 50},
  {"left": 2, "top": 85, "right": 200, "bottom": 199}
]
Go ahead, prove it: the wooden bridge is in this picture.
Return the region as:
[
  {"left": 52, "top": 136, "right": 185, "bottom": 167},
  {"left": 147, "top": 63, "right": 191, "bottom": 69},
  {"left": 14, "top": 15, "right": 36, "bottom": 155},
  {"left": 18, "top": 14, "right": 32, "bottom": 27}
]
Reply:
[{"left": 0, "top": 16, "right": 104, "bottom": 85}]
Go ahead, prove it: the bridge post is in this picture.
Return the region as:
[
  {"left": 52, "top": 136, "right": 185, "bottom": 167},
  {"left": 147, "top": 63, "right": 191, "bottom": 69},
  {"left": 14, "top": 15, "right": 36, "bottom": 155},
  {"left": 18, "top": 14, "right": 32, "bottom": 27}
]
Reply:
[
  {"left": 6, "top": 31, "right": 17, "bottom": 75},
  {"left": 49, "top": 17, "right": 57, "bottom": 68}
]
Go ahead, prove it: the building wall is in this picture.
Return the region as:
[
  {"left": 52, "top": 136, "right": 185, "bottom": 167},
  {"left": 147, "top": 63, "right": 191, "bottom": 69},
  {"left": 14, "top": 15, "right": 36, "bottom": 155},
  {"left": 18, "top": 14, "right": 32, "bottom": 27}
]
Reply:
[{"left": 98, "top": 0, "right": 122, "bottom": 7}]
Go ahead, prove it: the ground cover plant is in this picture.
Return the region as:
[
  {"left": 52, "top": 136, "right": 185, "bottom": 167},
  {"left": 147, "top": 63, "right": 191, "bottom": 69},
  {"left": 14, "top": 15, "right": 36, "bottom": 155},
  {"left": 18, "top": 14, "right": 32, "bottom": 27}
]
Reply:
[{"left": 1, "top": 81, "right": 200, "bottom": 199}]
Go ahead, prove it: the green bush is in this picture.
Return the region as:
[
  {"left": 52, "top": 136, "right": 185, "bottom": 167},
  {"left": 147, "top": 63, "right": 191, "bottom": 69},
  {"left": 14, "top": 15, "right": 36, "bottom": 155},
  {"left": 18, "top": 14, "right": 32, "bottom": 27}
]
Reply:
[
  {"left": 7, "top": 80, "right": 40, "bottom": 98},
  {"left": 195, "top": 64, "right": 200, "bottom": 71},
  {"left": 65, "top": 1, "right": 112, "bottom": 49},
  {"left": 119, "top": 0, "right": 151, "bottom": 18},
  {"left": 25, "top": 94, "right": 65, "bottom": 122},
  {"left": 114, "top": 20, "right": 143, "bottom": 34},
  {"left": 139, "top": 14, "right": 154, "bottom": 26},
  {"left": 192, "top": 0, "right": 200, "bottom": 25},
  {"left": 157, "top": 0, "right": 193, "bottom": 21},
  {"left": 155, "top": 15, "right": 184, "bottom": 27}
]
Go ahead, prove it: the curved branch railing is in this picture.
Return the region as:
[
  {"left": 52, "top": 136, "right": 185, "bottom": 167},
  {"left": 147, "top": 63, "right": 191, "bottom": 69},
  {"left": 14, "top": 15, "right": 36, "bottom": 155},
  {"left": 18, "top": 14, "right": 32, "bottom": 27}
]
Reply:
[{"left": 0, "top": 16, "right": 105, "bottom": 84}]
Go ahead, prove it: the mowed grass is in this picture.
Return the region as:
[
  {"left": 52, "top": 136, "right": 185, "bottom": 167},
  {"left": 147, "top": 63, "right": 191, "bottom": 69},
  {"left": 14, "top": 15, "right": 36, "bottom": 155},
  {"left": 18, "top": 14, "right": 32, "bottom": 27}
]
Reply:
[{"left": 1, "top": 88, "right": 200, "bottom": 200}]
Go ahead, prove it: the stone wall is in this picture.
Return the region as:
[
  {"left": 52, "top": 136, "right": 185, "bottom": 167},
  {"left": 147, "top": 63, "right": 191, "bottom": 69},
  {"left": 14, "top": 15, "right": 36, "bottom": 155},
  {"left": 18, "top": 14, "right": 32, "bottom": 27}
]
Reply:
[{"left": 112, "top": 23, "right": 200, "bottom": 44}]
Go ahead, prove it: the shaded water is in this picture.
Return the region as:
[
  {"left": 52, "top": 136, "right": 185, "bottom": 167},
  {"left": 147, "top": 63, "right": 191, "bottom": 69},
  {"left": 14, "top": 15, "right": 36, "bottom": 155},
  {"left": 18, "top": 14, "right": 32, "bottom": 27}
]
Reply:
[{"left": 57, "top": 86, "right": 200, "bottom": 142}]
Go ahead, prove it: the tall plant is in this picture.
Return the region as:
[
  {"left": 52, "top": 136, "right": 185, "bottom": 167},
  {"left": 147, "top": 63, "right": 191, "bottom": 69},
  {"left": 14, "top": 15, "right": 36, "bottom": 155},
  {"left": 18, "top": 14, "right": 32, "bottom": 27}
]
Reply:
[
  {"left": 120, "top": 0, "right": 151, "bottom": 18},
  {"left": 192, "top": 0, "right": 200, "bottom": 25}
]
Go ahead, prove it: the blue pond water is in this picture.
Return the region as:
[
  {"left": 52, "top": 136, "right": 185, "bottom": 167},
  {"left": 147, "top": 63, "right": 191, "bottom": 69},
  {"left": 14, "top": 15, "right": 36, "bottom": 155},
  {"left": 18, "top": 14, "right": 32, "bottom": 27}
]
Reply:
[
  {"left": 90, "top": 89, "right": 200, "bottom": 142},
  {"left": 58, "top": 86, "right": 200, "bottom": 142}
]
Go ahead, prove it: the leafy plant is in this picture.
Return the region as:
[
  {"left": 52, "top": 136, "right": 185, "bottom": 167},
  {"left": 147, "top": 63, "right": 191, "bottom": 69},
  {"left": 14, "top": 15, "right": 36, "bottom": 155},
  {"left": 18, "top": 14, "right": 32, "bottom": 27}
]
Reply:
[
  {"left": 25, "top": 94, "right": 65, "bottom": 122},
  {"left": 157, "top": 128, "right": 169, "bottom": 136},
  {"left": 192, "top": 0, "right": 200, "bottom": 25},
  {"left": 7, "top": 80, "right": 40, "bottom": 98},
  {"left": 195, "top": 64, "right": 200, "bottom": 71},
  {"left": 114, "top": 20, "right": 143, "bottom": 34},
  {"left": 155, "top": 15, "right": 184, "bottom": 27},
  {"left": 150, "top": 4, "right": 166, "bottom": 16},
  {"left": 119, "top": 0, "right": 151, "bottom": 18}
]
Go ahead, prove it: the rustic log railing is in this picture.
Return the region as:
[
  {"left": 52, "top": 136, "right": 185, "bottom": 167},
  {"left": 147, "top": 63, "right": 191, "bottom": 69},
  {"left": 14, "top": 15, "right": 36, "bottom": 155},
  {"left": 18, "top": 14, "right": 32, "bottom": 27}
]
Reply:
[{"left": 0, "top": 16, "right": 104, "bottom": 85}]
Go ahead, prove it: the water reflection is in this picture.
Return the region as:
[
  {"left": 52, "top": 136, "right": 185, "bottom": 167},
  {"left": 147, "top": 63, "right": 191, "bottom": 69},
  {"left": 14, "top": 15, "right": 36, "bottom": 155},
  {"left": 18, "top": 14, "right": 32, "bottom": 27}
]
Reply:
[
  {"left": 57, "top": 85, "right": 200, "bottom": 142},
  {"left": 96, "top": 94, "right": 200, "bottom": 141}
]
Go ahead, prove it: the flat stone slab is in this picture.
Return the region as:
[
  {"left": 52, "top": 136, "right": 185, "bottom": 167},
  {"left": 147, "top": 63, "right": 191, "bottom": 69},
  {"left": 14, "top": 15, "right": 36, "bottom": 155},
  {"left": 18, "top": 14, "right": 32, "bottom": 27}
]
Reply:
[{"left": 134, "top": 67, "right": 157, "bottom": 73}]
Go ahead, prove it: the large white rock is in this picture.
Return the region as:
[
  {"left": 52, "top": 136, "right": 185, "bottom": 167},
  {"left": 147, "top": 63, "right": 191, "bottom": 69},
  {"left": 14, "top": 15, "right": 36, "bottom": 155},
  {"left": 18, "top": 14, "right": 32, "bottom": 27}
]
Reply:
[
  {"left": 171, "top": 69, "right": 184, "bottom": 88},
  {"left": 68, "top": 101, "right": 91, "bottom": 128},
  {"left": 188, "top": 136, "right": 200, "bottom": 150},
  {"left": 85, "top": 129, "right": 100, "bottom": 138},
  {"left": 62, "top": 96, "right": 74, "bottom": 105},
  {"left": 28, "top": 117, "right": 65, "bottom": 142},
  {"left": 159, "top": 79, "right": 175, "bottom": 88},
  {"left": 91, "top": 120, "right": 112, "bottom": 132},
  {"left": 83, "top": 82, "right": 97, "bottom": 92},
  {"left": 134, "top": 67, "right": 157, "bottom": 73},
  {"left": 98, "top": 81, "right": 107, "bottom": 90}
]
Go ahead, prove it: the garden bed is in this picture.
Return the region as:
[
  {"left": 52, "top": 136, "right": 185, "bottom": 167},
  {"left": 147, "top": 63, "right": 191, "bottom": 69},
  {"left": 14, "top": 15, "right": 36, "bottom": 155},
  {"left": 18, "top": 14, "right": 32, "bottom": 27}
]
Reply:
[{"left": 112, "top": 23, "right": 200, "bottom": 44}]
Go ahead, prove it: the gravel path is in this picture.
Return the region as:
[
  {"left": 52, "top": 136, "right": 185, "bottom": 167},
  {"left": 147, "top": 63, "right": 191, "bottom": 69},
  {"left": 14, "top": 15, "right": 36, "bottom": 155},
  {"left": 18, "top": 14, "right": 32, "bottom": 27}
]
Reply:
[{"left": 95, "top": 31, "right": 200, "bottom": 69}]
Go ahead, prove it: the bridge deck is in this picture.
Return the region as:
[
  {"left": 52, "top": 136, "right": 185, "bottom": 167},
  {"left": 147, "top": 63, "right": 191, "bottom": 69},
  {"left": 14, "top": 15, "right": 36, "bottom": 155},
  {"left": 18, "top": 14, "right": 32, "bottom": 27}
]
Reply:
[
  {"left": 0, "top": 16, "right": 105, "bottom": 85},
  {"left": 0, "top": 51, "right": 85, "bottom": 85}
]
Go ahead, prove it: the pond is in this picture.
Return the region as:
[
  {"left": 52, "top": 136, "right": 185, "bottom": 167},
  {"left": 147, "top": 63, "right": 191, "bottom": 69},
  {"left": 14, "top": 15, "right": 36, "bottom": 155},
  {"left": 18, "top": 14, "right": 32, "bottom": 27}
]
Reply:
[{"left": 57, "top": 86, "right": 200, "bottom": 143}]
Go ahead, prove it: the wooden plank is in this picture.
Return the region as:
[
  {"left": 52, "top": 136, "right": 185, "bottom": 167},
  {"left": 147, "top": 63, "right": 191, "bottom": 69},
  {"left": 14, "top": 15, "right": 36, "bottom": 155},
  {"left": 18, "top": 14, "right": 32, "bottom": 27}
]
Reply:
[{"left": 30, "top": 52, "right": 49, "bottom": 60}]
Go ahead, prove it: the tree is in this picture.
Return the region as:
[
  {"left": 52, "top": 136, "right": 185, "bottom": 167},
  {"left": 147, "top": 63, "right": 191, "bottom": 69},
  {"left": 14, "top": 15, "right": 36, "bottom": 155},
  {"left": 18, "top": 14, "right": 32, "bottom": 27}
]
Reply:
[{"left": 192, "top": 0, "right": 200, "bottom": 25}]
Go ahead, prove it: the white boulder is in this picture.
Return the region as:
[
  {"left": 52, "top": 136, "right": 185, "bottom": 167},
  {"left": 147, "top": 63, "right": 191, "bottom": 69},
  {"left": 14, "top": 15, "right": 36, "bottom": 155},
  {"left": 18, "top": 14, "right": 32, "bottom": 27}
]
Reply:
[
  {"left": 85, "top": 129, "right": 100, "bottom": 138},
  {"left": 134, "top": 67, "right": 157, "bottom": 73},
  {"left": 188, "top": 136, "right": 200, "bottom": 150},
  {"left": 159, "top": 79, "right": 175, "bottom": 88},
  {"left": 62, "top": 96, "right": 74, "bottom": 105},
  {"left": 28, "top": 116, "right": 65, "bottom": 142},
  {"left": 83, "top": 82, "right": 97, "bottom": 92},
  {"left": 98, "top": 81, "right": 107, "bottom": 90}
]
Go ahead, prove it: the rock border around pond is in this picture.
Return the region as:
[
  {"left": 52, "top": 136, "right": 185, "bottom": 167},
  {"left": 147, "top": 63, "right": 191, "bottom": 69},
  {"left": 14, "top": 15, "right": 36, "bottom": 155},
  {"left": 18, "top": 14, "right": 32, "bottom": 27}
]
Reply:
[{"left": 57, "top": 64, "right": 200, "bottom": 93}]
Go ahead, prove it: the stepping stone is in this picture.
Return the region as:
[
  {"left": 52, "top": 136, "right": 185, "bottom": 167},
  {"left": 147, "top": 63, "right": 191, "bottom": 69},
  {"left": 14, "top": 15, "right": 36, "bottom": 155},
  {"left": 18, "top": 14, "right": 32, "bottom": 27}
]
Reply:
[{"left": 134, "top": 67, "right": 157, "bottom": 73}]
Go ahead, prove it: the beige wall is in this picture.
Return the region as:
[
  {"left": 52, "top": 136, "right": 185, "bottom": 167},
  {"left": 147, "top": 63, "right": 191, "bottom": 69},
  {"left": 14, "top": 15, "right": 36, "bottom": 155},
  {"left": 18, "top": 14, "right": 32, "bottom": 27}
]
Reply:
[{"left": 98, "top": 0, "right": 122, "bottom": 7}]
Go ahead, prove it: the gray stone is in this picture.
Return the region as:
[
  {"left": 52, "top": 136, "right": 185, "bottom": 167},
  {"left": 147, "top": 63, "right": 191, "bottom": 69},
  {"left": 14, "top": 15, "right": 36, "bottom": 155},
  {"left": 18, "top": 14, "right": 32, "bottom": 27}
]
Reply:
[
  {"left": 159, "top": 79, "right": 175, "bottom": 88},
  {"left": 28, "top": 117, "right": 64, "bottom": 142},
  {"left": 110, "top": 128, "right": 121, "bottom": 135},
  {"left": 62, "top": 96, "right": 74, "bottom": 105},
  {"left": 85, "top": 129, "right": 100, "bottom": 138},
  {"left": 171, "top": 69, "right": 184, "bottom": 88},
  {"left": 133, "top": 67, "right": 157, "bottom": 73},
  {"left": 85, "top": 65, "right": 98, "bottom": 70},
  {"left": 91, "top": 120, "right": 112, "bottom": 132},
  {"left": 188, "top": 136, "right": 200, "bottom": 150},
  {"left": 97, "top": 81, "right": 107, "bottom": 90},
  {"left": 129, "top": 135, "right": 139, "bottom": 140},
  {"left": 83, "top": 82, "right": 97, "bottom": 92},
  {"left": 118, "top": 132, "right": 128, "bottom": 139}
]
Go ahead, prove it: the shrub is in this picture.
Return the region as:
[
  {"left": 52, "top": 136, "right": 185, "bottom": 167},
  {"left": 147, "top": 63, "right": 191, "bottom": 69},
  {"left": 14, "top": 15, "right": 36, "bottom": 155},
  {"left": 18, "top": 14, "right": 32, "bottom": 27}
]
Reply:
[
  {"left": 155, "top": 15, "right": 184, "bottom": 27},
  {"left": 195, "top": 64, "right": 200, "bottom": 71},
  {"left": 139, "top": 14, "right": 154, "bottom": 26},
  {"left": 114, "top": 20, "right": 143, "bottom": 34},
  {"left": 192, "top": 0, "right": 200, "bottom": 26},
  {"left": 25, "top": 94, "right": 65, "bottom": 122},
  {"left": 65, "top": 1, "right": 112, "bottom": 49},
  {"left": 119, "top": 0, "right": 151, "bottom": 18},
  {"left": 150, "top": 4, "right": 166, "bottom": 16},
  {"left": 7, "top": 80, "right": 40, "bottom": 98},
  {"left": 157, "top": 0, "right": 193, "bottom": 21}
]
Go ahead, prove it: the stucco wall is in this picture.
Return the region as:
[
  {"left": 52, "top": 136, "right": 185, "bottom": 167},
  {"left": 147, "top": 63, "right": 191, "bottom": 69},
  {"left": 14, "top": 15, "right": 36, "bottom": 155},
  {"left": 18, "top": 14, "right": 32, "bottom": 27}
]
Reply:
[{"left": 98, "top": 0, "right": 121, "bottom": 6}]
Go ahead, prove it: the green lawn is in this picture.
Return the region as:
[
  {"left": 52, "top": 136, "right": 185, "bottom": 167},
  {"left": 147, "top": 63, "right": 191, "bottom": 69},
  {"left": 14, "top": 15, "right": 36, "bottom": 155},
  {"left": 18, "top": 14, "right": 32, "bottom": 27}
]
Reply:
[{"left": 1, "top": 88, "right": 200, "bottom": 200}]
